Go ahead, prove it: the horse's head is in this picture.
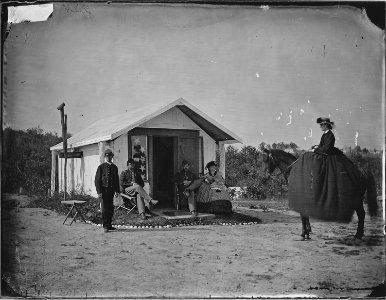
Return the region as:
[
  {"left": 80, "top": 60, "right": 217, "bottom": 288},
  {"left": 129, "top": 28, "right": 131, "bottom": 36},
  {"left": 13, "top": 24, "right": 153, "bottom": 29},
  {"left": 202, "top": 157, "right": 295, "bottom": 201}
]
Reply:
[{"left": 261, "top": 148, "right": 279, "bottom": 174}]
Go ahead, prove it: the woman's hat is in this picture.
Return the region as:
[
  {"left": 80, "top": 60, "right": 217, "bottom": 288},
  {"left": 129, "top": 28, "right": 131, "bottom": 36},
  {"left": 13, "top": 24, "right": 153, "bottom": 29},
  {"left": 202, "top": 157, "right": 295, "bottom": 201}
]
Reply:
[
  {"left": 205, "top": 161, "right": 217, "bottom": 169},
  {"left": 317, "top": 117, "right": 334, "bottom": 125},
  {"left": 104, "top": 149, "right": 114, "bottom": 157}
]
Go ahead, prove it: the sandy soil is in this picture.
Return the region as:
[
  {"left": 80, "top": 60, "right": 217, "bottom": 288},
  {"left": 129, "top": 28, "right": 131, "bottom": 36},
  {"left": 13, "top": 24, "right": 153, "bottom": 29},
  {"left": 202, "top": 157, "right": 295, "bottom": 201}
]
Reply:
[{"left": 1, "top": 193, "right": 384, "bottom": 298}]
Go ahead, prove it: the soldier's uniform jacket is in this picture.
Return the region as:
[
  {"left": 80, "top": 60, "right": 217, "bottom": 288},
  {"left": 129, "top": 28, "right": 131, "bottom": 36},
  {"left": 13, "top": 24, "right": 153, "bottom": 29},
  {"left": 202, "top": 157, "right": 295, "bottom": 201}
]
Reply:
[
  {"left": 175, "top": 170, "right": 197, "bottom": 194},
  {"left": 95, "top": 162, "right": 120, "bottom": 194}
]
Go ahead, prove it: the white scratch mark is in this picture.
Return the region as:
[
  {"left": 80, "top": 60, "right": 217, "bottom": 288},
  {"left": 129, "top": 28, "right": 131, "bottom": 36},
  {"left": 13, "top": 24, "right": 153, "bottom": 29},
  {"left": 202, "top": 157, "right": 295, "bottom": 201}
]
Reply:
[
  {"left": 336, "top": 108, "right": 339, "bottom": 111},
  {"left": 346, "top": 122, "right": 350, "bottom": 125},
  {"left": 308, "top": 128, "right": 312, "bottom": 137},
  {"left": 307, "top": 100, "right": 310, "bottom": 104},
  {"left": 255, "top": 73, "right": 260, "bottom": 78},
  {"left": 300, "top": 109, "right": 305, "bottom": 115},
  {"left": 355, "top": 131, "right": 359, "bottom": 146},
  {"left": 304, "top": 137, "right": 307, "bottom": 140},
  {"left": 260, "top": 132, "right": 264, "bottom": 136},
  {"left": 8, "top": 4, "right": 53, "bottom": 23},
  {"left": 286, "top": 115, "right": 292, "bottom": 126},
  {"left": 276, "top": 116, "right": 281, "bottom": 120}
]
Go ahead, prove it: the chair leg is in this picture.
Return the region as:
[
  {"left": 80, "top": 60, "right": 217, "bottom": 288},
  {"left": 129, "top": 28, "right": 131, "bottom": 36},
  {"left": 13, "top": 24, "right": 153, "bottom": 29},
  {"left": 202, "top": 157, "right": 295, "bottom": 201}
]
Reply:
[{"left": 63, "top": 205, "right": 75, "bottom": 224}]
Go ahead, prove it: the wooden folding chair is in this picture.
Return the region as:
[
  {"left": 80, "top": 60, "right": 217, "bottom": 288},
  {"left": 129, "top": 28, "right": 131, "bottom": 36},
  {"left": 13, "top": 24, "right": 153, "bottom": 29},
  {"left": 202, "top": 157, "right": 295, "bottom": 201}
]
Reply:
[{"left": 115, "top": 192, "right": 138, "bottom": 214}]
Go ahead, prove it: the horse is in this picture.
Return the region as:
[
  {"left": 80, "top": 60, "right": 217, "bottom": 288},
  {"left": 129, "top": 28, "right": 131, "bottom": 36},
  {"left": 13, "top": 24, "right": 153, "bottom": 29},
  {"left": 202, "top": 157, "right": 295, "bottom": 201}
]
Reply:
[{"left": 262, "top": 148, "right": 378, "bottom": 241}]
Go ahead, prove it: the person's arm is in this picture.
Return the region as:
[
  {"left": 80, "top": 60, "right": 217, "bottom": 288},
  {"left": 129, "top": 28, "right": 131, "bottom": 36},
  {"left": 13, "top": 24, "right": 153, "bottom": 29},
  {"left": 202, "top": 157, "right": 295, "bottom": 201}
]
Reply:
[
  {"left": 120, "top": 171, "right": 133, "bottom": 191},
  {"left": 119, "top": 171, "right": 127, "bottom": 192},
  {"left": 135, "top": 171, "right": 145, "bottom": 188},
  {"left": 213, "top": 172, "right": 224, "bottom": 183},
  {"left": 204, "top": 173, "right": 215, "bottom": 184},
  {"left": 95, "top": 165, "right": 102, "bottom": 195},
  {"left": 114, "top": 166, "right": 120, "bottom": 195}
]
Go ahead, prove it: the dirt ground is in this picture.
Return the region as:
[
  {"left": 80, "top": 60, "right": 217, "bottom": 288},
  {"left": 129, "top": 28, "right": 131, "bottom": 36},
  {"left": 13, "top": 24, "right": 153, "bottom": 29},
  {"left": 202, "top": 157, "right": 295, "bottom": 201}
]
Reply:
[{"left": 1, "top": 193, "right": 384, "bottom": 298}]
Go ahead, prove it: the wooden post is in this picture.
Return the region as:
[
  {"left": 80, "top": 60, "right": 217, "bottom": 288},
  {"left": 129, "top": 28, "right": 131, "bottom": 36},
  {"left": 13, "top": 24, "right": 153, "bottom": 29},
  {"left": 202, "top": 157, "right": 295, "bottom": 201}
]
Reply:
[
  {"left": 98, "top": 142, "right": 105, "bottom": 164},
  {"left": 69, "top": 156, "right": 74, "bottom": 194},
  {"left": 148, "top": 136, "right": 153, "bottom": 197},
  {"left": 218, "top": 141, "right": 226, "bottom": 179},
  {"left": 51, "top": 150, "right": 57, "bottom": 196},
  {"left": 57, "top": 103, "right": 67, "bottom": 201}
]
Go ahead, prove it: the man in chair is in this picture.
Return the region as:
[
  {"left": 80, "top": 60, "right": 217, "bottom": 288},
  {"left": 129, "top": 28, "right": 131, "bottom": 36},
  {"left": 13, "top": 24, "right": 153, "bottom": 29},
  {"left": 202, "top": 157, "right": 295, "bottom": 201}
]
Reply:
[
  {"left": 175, "top": 160, "right": 199, "bottom": 217},
  {"left": 120, "top": 158, "right": 158, "bottom": 220}
]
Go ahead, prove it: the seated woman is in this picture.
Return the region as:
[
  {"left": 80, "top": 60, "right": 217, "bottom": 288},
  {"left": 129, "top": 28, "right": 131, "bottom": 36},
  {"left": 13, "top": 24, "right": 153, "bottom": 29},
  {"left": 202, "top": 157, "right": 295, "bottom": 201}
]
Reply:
[{"left": 185, "top": 161, "right": 232, "bottom": 214}]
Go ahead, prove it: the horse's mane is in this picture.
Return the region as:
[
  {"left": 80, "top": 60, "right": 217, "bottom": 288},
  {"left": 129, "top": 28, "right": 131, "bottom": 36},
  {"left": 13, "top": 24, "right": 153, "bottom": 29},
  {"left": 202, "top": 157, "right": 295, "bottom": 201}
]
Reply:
[{"left": 270, "top": 149, "right": 297, "bottom": 161}]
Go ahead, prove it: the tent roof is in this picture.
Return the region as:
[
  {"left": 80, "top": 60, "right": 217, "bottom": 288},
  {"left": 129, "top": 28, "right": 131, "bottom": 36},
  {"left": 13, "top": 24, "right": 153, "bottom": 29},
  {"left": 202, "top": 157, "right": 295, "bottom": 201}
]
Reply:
[{"left": 50, "top": 98, "right": 242, "bottom": 151}]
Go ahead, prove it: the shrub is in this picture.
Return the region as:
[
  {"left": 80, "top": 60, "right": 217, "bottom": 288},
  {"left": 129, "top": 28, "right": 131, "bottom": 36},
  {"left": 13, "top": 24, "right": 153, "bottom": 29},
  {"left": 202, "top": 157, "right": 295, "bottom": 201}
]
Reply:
[{"left": 2, "top": 127, "right": 66, "bottom": 195}]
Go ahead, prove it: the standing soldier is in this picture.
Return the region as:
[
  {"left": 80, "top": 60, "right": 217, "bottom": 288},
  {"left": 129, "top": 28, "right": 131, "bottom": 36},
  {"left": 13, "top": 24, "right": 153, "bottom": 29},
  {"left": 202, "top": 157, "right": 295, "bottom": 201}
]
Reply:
[{"left": 95, "top": 149, "right": 120, "bottom": 233}]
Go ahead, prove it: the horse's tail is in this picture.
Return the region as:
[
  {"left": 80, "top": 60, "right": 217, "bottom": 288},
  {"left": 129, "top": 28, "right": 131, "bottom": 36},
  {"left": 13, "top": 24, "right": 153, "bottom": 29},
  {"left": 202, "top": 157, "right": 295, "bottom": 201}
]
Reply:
[{"left": 364, "top": 170, "right": 378, "bottom": 217}]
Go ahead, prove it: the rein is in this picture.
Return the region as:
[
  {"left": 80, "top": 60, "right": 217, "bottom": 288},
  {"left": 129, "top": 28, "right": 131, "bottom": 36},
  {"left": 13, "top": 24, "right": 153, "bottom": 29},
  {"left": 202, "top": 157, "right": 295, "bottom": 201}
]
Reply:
[
  {"left": 271, "top": 151, "right": 328, "bottom": 177},
  {"left": 275, "top": 158, "right": 299, "bottom": 176}
]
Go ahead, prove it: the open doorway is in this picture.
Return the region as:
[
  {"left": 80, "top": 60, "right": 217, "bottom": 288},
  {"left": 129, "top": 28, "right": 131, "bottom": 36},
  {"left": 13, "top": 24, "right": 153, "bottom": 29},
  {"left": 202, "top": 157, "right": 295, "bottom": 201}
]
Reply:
[{"left": 152, "top": 136, "right": 175, "bottom": 208}]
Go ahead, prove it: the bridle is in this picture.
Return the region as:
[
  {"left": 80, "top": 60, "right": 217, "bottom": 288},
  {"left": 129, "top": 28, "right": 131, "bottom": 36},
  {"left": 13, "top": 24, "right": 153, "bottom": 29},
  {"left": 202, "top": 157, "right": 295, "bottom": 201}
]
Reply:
[{"left": 266, "top": 151, "right": 298, "bottom": 177}]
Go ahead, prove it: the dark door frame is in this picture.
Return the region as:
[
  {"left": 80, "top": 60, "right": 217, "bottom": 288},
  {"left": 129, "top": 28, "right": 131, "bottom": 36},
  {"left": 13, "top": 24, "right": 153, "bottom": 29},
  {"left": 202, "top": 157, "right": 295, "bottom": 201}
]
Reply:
[{"left": 127, "top": 128, "right": 200, "bottom": 202}]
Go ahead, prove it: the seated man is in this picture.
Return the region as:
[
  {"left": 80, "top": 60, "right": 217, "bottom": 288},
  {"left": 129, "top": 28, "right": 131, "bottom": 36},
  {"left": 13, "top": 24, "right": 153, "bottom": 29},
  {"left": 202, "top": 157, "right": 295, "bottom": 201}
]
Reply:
[
  {"left": 120, "top": 158, "right": 158, "bottom": 220},
  {"left": 175, "top": 160, "right": 199, "bottom": 217}
]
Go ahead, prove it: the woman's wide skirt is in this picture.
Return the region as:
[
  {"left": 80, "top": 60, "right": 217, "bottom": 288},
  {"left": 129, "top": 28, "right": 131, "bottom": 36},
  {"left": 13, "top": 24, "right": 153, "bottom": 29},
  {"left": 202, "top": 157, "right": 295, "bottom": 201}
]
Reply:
[
  {"left": 196, "top": 183, "right": 232, "bottom": 214},
  {"left": 288, "top": 152, "right": 361, "bottom": 222}
]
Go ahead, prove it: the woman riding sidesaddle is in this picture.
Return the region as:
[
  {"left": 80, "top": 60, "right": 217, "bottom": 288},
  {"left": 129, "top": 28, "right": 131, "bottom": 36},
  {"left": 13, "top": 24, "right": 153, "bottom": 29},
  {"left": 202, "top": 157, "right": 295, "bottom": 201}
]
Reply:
[
  {"left": 288, "top": 117, "right": 361, "bottom": 222},
  {"left": 310, "top": 117, "right": 343, "bottom": 156}
]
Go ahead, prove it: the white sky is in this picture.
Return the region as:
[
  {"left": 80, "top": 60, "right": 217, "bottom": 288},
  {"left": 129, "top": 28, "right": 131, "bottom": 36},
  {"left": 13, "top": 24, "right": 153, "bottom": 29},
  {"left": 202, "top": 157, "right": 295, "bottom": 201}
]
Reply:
[{"left": 4, "top": 3, "right": 385, "bottom": 150}]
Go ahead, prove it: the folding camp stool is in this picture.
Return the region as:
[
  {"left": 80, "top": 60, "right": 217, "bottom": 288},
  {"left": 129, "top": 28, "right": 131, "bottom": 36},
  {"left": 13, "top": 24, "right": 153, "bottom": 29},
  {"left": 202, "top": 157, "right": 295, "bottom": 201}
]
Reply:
[
  {"left": 115, "top": 193, "right": 138, "bottom": 214},
  {"left": 61, "top": 200, "right": 87, "bottom": 225}
]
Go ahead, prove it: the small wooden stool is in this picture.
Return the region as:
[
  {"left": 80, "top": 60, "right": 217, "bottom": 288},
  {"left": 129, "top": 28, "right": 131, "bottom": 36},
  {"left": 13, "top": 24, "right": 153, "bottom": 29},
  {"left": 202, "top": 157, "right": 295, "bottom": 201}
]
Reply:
[{"left": 61, "top": 200, "right": 86, "bottom": 225}]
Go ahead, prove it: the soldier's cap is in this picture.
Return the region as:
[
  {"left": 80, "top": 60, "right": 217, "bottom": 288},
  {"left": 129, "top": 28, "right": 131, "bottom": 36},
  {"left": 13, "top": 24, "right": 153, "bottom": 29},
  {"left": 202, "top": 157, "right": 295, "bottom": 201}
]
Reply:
[{"left": 104, "top": 149, "right": 114, "bottom": 157}]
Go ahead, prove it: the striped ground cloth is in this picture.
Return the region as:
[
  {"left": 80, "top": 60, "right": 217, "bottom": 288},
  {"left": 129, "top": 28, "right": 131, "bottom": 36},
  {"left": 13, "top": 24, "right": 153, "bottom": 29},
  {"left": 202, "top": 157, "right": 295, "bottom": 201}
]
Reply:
[{"left": 288, "top": 152, "right": 361, "bottom": 222}]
